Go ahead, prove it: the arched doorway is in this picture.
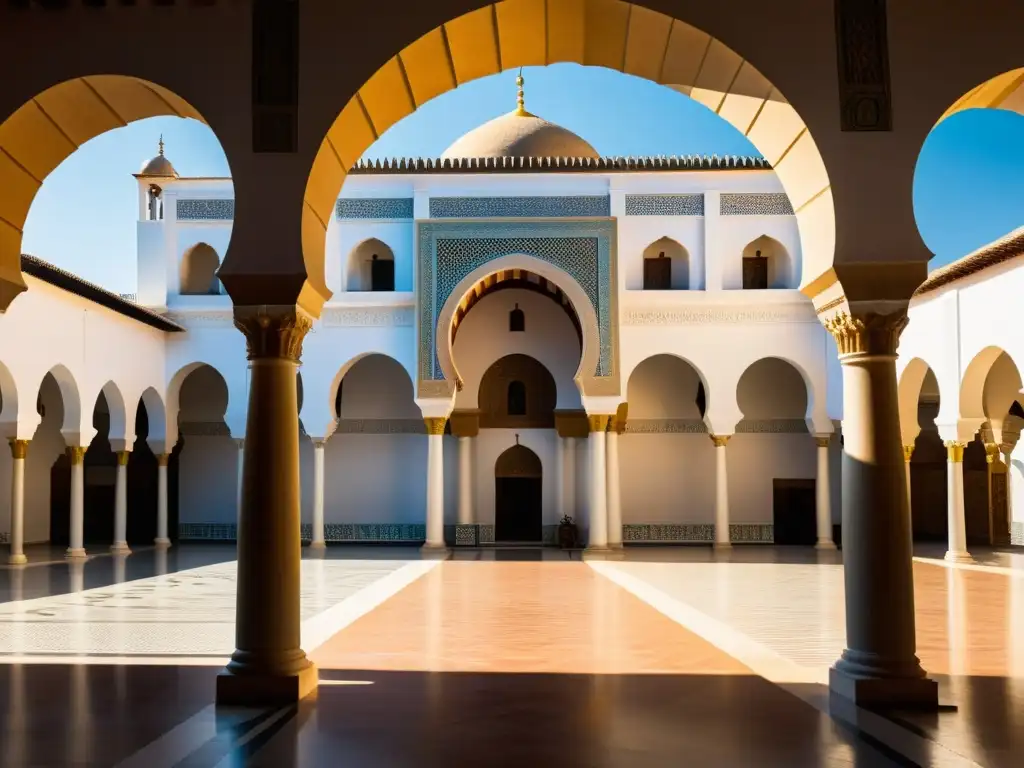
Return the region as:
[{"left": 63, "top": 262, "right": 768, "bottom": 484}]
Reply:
[{"left": 494, "top": 444, "right": 542, "bottom": 543}]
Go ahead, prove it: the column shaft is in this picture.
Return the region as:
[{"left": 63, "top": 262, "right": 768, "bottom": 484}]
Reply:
[
  {"left": 111, "top": 451, "right": 131, "bottom": 554},
  {"left": 424, "top": 419, "right": 446, "bottom": 549},
  {"left": 66, "top": 447, "right": 87, "bottom": 560},
  {"left": 216, "top": 307, "right": 317, "bottom": 706},
  {"left": 8, "top": 440, "right": 28, "bottom": 565},
  {"left": 903, "top": 445, "right": 914, "bottom": 529},
  {"left": 825, "top": 310, "right": 936, "bottom": 709},
  {"left": 815, "top": 437, "right": 836, "bottom": 549},
  {"left": 945, "top": 442, "right": 972, "bottom": 562},
  {"left": 155, "top": 455, "right": 170, "bottom": 547},
  {"left": 587, "top": 416, "right": 609, "bottom": 550},
  {"left": 606, "top": 430, "right": 623, "bottom": 548},
  {"left": 712, "top": 436, "right": 731, "bottom": 548},
  {"left": 564, "top": 437, "right": 576, "bottom": 519},
  {"left": 235, "top": 439, "right": 245, "bottom": 525},
  {"left": 457, "top": 436, "right": 474, "bottom": 525},
  {"left": 311, "top": 440, "right": 326, "bottom": 548}
]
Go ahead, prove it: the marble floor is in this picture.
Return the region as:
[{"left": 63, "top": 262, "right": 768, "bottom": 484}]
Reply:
[{"left": 0, "top": 544, "right": 1020, "bottom": 766}]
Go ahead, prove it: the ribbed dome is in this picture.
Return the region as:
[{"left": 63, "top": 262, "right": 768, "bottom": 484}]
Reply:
[
  {"left": 138, "top": 136, "right": 178, "bottom": 177},
  {"left": 441, "top": 110, "right": 599, "bottom": 160}
]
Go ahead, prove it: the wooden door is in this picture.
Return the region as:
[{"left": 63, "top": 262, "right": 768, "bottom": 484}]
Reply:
[
  {"left": 643, "top": 256, "right": 671, "bottom": 290},
  {"left": 743, "top": 256, "right": 768, "bottom": 289}
]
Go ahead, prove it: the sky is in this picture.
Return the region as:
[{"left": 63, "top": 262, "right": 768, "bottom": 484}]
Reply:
[{"left": 21, "top": 63, "right": 1024, "bottom": 295}]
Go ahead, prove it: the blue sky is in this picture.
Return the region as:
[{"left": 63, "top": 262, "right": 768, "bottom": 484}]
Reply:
[{"left": 22, "top": 64, "right": 1024, "bottom": 295}]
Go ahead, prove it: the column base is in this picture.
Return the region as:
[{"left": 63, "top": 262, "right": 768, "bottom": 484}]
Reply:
[
  {"left": 65, "top": 548, "right": 87, "bottom": 560},
  {"left": 307, "top": 540, "right": 327, "bottom": 550},
  {"left": 829, "top": 665, "right": 939, "bottom": 710},
  {"left": 216, "top": 661, "right": 319, "bottom": 707},
  {"left": 815, "top": 540, "right": 837, "bottom": 550},
  {"left": 713, "top": 542, "right": 732, "bottom": 550},
  {"left": 7, "top": 553, "right": 27, "bottom": 565},
  {"left": 110, "top": 542, "right": 132, "bottom": 555},
  {"left": 153, "top": 538, "right": 172, "bottom": 549},
  {"left": 420, "top": 543, "right": 449, "bottom": 559},
  {"left": 944, "top": 550, "right": 974, "bottom": 564}
]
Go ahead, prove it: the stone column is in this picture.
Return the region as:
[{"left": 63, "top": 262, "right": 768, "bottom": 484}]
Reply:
[
  {"left": 7, "top": 439, "right": 28, "bottom": 565},
  {"left": 216, "top": 306, "right": 317, "bottom": 706},
  {"left": 711, "top": 435, "right": 731, "bottom": 548},
  {"left": 155, "top": 454, "right": 171, "bottom": 547},
  {"left": 824, "top": 309, "right": 937, "bottom": 709},
  {"left": 111, "top": 451, "right": 131, "bottom": 555},
  {"left": 944, "top": 441, "right": 972, "bottom": 562},
  {"left": 587, "top": 415, "right": 610, "bottom": 550},
  {"left": 423, "top": 417, "right": 446, "bottom": 550},
  {"left": 606, "top": 418, "right": 624, "bottom": 548},
  {"left": 66, "top": 446, "right": 87, "bottom": 560},
  {"left": 235, "top": 438, "right": 244, "bottom": 526},
  {"left": 903, "top": 444, "right": 915, "bottom": 526},
  {"left": 456, "top": 436, "right": 474, "bottom": 526},
  {"left": 310, "top": 439, "right": 327, "bottom": 549},
  {"left": 814, "top": 435, "right": 836, "bottom": 549}
]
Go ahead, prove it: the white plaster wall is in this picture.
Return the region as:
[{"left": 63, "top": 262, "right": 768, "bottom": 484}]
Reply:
[
  {"left": 473, "top": 428, "right": 559, "bottom": 528},
  {"left": 619, "top": 218, "right": 704, "bottom": 291},
  {"left": 337, "top": 221, "right": 415, "bottom": 294},
  {"left": 620, "top": 433, "right": 716, "bottom": 523},
  {"left": 178, "top": 435, "right": 238, "bottom": 524},
  {"left": 451, "top": 288, "right": 583, "bottom": 411}
]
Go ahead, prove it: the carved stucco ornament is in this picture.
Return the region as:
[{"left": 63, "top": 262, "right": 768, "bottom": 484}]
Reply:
[{"left": 233, "top": 305, "right": 314, "bottom": 361}]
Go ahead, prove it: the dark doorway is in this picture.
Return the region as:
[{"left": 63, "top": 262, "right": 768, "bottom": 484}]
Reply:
[
  {"left": 643, "top": 253, "right": 671, "bottom": 290},
  {"left": 370, "top": 255, "right": 394, "bottom": 291},
  {"left": 495, "top": 444, "right": 542, "bottom": 542},
  {"left": 742, "top": 251, "right": 768, "bottom": 289},
  {"left": 772, "top": 478, "right": 816, "bottom": 545}
]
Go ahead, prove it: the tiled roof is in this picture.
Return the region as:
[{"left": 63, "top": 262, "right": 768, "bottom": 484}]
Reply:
[
  {"left": 349, "top": 155, "right": 770, "bottom": 175},
  {"left": 20, "top": 255, "right": 185, "bottom": 333},
  {"left": 915, "top": 226, "right": 1024, "bottom": 297}
]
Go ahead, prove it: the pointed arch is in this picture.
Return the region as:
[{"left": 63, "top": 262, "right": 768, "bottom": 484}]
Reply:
[
  {"left": 741, "top": 234, "right": 793, "bottom": 289},
  {"left": 0, "top": 361, "right": 19, "bottom": 433},
  {"left": 139, "top": 387, "right": 168, "bottom": 448},
  {"left": 641, "top": 236, "right": 690, "bottom": 290},
  {"left": 346, "top": 238, "right": 395, "bottom": 292},
  {"left": 36, "top": 364, "right": 82, "bottom": 436},
  {"left": 735, "top": 356, "right": 811, "bottom": 424},
  {"left": 96, "top": 380, "right": 129, "bottom": 443}
]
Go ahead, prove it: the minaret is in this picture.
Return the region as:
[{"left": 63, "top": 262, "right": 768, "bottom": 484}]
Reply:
[{"left": 515, "top": 68, "right": 527, "bottom": 116}]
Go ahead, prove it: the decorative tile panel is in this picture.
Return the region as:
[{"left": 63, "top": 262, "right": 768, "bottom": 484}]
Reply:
[
  {"left": 720, "top": 193, "right": 794, "bottom": 216},
  {"left": 622, "top": 524, "right": 713, "bottom": 542},
  {"left": 730, "top": 523, "right": 775, "bottom": 543},
  {"left": 336, "top": 198, "right": 414, "bottom": 220},
  {"left": 179, "top": 522, "right": 237, "bottom": 540},
  {"left": 624, "top": 194, "right": 704, "bottom": 216},
  {"left": 454, "top": 524, "right": 478, "bottom": 546},
  {"left": 429, "top": 196, "right": 610, "bottom": 218},
  {"left": 478, "top": 525, "right": 495, "bottom": 545},
  {"left": 418, "top": 219, "right": 615, "bottom": 382},
  {"left": 621, "top": 305, "right": 816, "bottom": 325},
  {"left": 735, "top": 419, "right": 809, "bottom": 434},
  {"left": 0, "top": 532, "right": 8, "bottom": 544},
  {"left": 177, "top": 199, "right": 235, "bottom": 221},
  {"left": 624, "top": 419, "right": 708, "bottom": 434},
  {"left": 180, "top": 522, "right": 426, "bottom": 542},
  {"left": 321, "top": 307, "right": 414, "bottom": 327},
  {"left": 1012, "top": 521, "right": 1024, "bottom": 547},
  {"left": 335, "top": 419, "right": 425, "bottom": 434}
]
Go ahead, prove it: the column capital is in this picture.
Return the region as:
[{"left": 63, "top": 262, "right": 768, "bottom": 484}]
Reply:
[
  {"left": 449, "top": 409, "right": 480, "bottom": 438},
  {"left": 115, "top": 450, "right": 130, "bottom": 466},
  {"left": 611, "top": 402, "right": 628, "bottom": 434},
  {"left": 424, "top": 417, "right": 447, "bottom": 435},
  {"left": 233, "top": 304, "right": 313, "bottom": 362},
  {"left": 8, "top": 438, "right": 28, "bottom": 459},
  {"left": 710, "top": 434, "right": 731, "bottom": 447},
  {"left": 814, "top": 435, "right": 831, "bottom": 449},
  {"left": 310, "top": 437, "right": 328, "bottom": 449},
  {"left": 822, "top": 309, "right": 908, "bottom": 359},
  {"left": 554, "top": 410, "right": 589, "bottom": 438},
  {"left": 903, "top": 445, "right": 915, "bottom": 462},
  {"left": 944, "top": 440, "right": 966, "bottom": 462},
  {"left": 235, "top": 438, "right": 245, "bottom": 450},
  {"left": 156, "top": 453, "right": 170, "bottom": 467},
  {"left": 587, "top": 415, "right": 610, "bottom": 433},
  {"left": 985, "top": 442, "right": 1000, "bottom": 464},
  {"left": 66, "top": 446, "right": 87, "bottom": 465}
]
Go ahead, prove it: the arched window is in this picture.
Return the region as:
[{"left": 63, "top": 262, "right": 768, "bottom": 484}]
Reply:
[
  {"left": 643, "top": 251, "right": 672, "bottom": 289},
  {"left": 179, "top": 242, "right": 220, "bottom": 295},
  {"left": 507, "top": 380, "right": 527, "bottom": 416},
  {"left": 742, "top": 248, "right": 769, "bottom": 289},
  {"left": 509, "top": 303, "right": 525, "bottom": 332},
  {"left": 347, "top": 239, "right": 395, "bottom": 292},
  {"left": 147, "top": 184, "right": 163, "bottom": 221},
  {"left": 641, "top": 237, "right": 690, "bottom": 290},
  {"left": 742, "top": 235, "right": 792, "bottom": 289}
]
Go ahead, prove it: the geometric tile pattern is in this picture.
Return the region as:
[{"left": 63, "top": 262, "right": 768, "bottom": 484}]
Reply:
[
  {"left": 181, "top": 522, "right": 427, "bottom": 542},
  {"left": 418, "top": 219, "right": 615, "bottom": 381},
  {"left": 336, "top": 198, "right": 414, "bottom": 219},
  {"left": 334, "top": 418, "right": 426, "bottom": 434},
  {"left": 0, "top": 532, "right": 7, "bottom": 544},
  {"left": 622, "top": 523, "right": 774, "bottom": 543},
  {"left": 176, "top": 199, "right": 235, "bottom": 220},
  {"left": 720, "top": 193, "right": 794, "bottom": 216},
  {"left": 478, "top": 524, "right": 495, "bottom": 545},
  {"left": 429, "top": 196, "right": 610, "bottom": 218},
  {"left": 624, "top": 194, "right": 704, "bottom": 216},
  {"left": 735, "top": 419, "right": 809, "bottom": 434},
  {"left": 1013, "top": 521, "right": 1024, "bottom": 546}
]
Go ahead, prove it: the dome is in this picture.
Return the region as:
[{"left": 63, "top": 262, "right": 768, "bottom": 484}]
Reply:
[
  {"left": 440, "top": 71, "right": 599, "bottom": 160},
  {"left": 138, "top": 136, "right": 178, "bottom": 177}
]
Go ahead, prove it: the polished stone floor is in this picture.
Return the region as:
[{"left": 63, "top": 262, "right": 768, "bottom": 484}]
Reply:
[{"left": 0, "top": 543, "right": 1020, "bottom": 766}]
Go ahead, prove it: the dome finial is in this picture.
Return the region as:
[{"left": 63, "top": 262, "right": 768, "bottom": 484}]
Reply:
[
  {"left": 515, "top": 68, "right": 526, "bottom": 116},
  {"left": 158, "top": 134, "right": 165, "bottom": 156}
]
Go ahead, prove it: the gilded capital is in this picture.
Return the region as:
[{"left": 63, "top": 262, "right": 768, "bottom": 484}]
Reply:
[
  {"left": 710, "top": 434, "right": 731, "bottom": 448},
  {"left": 903, "top": 445, "right": 915, "bottom": 462},
  {"left": 233, "top": 304, "right": 314, "bottom": 362},
  {"left": 823, "top": 310, "right": 908, "bottom": 358},
  {"left": 611, "top": 402, "right": 628, "bottom": 434},
  {"left": 8, "top": 439, "right": 28, "bottom": 460},
  {"left": 156, "top": 453, "right": 170, "bottom": 467},
  {"left": 944, "top": 440, "right": 966, "bottom": 463},
  {"left": 587, "top": 415, "right": 610, "bottom": 433},
  {"left": 115, "top": 450, "right": 130, "bottom": 466},
  {"left": 985, "top": 443, "right": 1000, "bottom": 465},
  {"left": 424, "top": 417, "right": 447, "bottom": 436},
  {"left": 814, "top": 436, "right": 831, "bottom": 449},
  {"left": 66, "top": 446, "right": 87, "bottom": 465}
]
